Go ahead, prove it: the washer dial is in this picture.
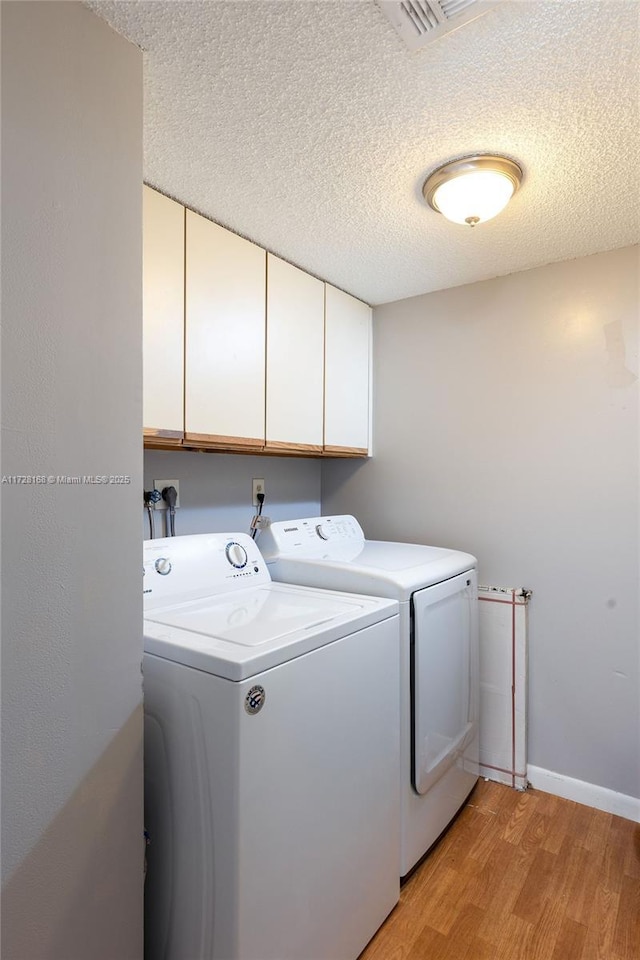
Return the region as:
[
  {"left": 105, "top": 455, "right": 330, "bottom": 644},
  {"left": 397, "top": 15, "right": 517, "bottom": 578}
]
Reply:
[{"left": 226, "top": 541, "right": 248, "bottom": 569}]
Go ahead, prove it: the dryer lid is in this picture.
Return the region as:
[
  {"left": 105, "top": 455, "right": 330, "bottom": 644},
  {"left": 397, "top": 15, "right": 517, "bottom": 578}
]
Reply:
[{"left": 261, "top": 516, "right": 476, "bottom": 601}]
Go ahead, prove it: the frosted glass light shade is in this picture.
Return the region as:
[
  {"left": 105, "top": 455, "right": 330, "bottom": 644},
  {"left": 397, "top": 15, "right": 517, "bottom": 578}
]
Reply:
[{"left": 423, "top": 156, "right": 522, "bottom": 227}]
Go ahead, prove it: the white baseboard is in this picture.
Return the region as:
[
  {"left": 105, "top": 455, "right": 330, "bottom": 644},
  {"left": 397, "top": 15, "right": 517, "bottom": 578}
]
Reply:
[{"left": 527, "top": 765, "right": 640, "bottom": 823}]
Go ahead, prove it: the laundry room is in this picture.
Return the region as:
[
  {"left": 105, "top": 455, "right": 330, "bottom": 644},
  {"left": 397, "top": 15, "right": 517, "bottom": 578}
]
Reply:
[{"left": 1, "top": 2, "right": 638, "bottom": 960}]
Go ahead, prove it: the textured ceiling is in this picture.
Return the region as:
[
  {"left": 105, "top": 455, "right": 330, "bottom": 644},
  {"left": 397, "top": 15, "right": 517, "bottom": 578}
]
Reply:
[{"left": 88, "top": 0, "right": 640, "bottom": 305}]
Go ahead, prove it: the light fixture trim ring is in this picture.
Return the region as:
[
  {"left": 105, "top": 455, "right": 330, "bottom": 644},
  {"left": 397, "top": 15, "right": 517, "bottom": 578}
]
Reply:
[{"left": 422, "top": 155, "right": 523, "bottom": 213}]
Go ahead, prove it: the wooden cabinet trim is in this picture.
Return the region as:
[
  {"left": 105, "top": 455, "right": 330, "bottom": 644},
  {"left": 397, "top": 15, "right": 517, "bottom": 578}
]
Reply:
[
  {"left": 143, "top": 427, "right": 184, "bottom": 450},
  {"left": 265, "top": 440, "right": 324, "bottom": 455},
  {"left": 144, "top": 427, "right": 184, "bottom": 440},
  {"left": 322, "top": 444, "right": 369, "bottom": 458},
  {"left": 184, "top": 431, "right": 264, "bottom": 450}
]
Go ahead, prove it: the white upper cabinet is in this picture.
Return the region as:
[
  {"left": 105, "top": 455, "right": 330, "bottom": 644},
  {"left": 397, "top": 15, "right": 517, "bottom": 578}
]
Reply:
[
  {"left": 324, "top": 285, "right": 371, "bottom": 454},
  {"left": 143, "top": 186, "right": 185, "bottom": 441},
  {"left": 142, "top": 187, "right": 371, "bottom": 458},
  {"left": 185, "top": 210, "right": 266, "bottom": 450},
  {"left": 266, "top": 254, "right": 325, "bottom": 452}
]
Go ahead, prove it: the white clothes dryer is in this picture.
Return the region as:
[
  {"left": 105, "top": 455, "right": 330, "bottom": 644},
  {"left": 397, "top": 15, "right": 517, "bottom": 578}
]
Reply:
[
  {"left": 259, "top": 515, "right": 479, "bottom": 880},
  {"left": 142, "top": 532, "right": 400, "bottom": 960}
]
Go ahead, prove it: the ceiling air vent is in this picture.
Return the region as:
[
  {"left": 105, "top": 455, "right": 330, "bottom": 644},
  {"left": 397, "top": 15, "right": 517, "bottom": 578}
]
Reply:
[{"left": 376, "top": 0, "right": 501, "bottom": 51}]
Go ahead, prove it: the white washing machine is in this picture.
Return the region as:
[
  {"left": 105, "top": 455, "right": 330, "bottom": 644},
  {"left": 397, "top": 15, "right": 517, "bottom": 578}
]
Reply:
[
  {"left": 142, "top": 532, "right": 400, "bottom": 960},
  {"left": 259, "top": 515, "right": 479, "bottom": 880}
]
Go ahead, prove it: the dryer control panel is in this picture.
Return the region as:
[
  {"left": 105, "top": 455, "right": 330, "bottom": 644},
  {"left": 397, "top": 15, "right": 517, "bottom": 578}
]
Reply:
[
  {"left": 259, "top": 515, "right": 365, "bottom": 561},
  {"left": 144, "top": 532, "right": 270, "bottom": 610}
]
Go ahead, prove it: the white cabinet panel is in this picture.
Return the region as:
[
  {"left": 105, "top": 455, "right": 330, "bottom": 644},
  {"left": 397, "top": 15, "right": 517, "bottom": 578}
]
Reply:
[
  {"left": 143, "top": 189, "right": 371, "bottom": 459},
  {"left": 185, "top": 211, "right": 266, "bottom": 449},
  {"left": 143, "top": 186, "right": 185, "bottom": 440},
  {"left": 266, "top": 254, "right": 325, "bottom": 451},
  {"left": 324, "top": 285, "right": 371, "bottom": 454}
]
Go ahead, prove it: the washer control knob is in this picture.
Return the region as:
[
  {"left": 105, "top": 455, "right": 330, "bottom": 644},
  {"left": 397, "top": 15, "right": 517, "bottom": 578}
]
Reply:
[
  {"left": 226, "top": 542, "right": 248, "bottom": 569},
  {"left": 316, "top": 524, "right": 330, "bottom": 541},
  {"left": 155, "top": 557, "right": 172, "bottom": 576}
]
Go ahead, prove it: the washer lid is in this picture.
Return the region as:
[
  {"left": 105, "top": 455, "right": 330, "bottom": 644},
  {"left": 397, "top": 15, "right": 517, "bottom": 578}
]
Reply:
[{"left": 144, "top": 581, "right": 398, "bottom": 680}]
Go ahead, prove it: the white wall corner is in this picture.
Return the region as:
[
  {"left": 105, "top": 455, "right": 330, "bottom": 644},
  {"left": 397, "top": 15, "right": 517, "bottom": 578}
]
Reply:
[{"left": 527, "top": 765, "right": 640, "bottom": 823}]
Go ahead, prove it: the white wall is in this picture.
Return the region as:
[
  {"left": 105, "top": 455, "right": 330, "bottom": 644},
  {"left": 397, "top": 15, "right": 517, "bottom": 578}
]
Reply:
[
  {"left": 144, "top": 450, "right": 321, "bottom": 539},
  {"left": 322, "top": 246, "right": 639, "bottom": 801},
  {"left": 1, "top": 3, "right": 143, "bottom": 957}
]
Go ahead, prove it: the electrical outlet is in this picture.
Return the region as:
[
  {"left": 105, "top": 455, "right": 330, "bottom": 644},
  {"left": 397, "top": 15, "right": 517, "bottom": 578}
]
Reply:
[
  {"left": 153, "top": 479, "right": 180, "bottom": 509},
  {"left": 252, "top": 478, "right": 265, "bottom": 507}
]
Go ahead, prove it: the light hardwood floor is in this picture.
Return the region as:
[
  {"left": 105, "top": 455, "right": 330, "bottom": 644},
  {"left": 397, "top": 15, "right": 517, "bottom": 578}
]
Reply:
[{"left": 359, "top": 779, "right": 640, "bottom": 960}]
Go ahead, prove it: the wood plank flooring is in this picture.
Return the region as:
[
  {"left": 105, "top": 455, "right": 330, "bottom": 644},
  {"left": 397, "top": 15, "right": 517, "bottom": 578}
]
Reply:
[{"left": 358, "top": 780, "right": 640, "bottom": 960}]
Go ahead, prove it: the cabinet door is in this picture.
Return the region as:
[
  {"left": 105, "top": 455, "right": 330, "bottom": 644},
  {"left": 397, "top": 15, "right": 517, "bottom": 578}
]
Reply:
[
  {"left": 185, "top": 211, "right": 266, "bottom": 450},
  {"left": 143, "top": 186, "right": 185, "bottom": 443},
  {"left": 266, "top": 254, "right": 325, "bottom": 453},
  {"left": 324, "top": 284, "right": 371, "bottom": 455}
]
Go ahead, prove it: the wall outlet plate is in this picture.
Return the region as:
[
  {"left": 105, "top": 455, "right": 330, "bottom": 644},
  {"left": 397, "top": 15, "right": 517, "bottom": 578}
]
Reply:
[
  {"left": 153, "top": 479, "right": 180, "bottom": 509},
  {"left": 252, "top": 478, "right": 265, "bottom": 507}
]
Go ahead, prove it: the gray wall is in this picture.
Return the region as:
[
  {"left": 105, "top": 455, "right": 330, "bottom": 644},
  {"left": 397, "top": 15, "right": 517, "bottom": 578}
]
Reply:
[
  {"left": 144, "top": 449, "right": 321, "bottom": 540},
  {"left": 1, "top": 4, "right": 143, "bottom": 958},
  {"left": 322, "top": 246, "right": 639, "bottom": 800}
]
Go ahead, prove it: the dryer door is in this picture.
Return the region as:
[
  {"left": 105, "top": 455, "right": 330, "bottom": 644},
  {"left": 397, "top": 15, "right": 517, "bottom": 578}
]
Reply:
[{"left": 411, "top": 570, "right": 478, "bottom": 795}]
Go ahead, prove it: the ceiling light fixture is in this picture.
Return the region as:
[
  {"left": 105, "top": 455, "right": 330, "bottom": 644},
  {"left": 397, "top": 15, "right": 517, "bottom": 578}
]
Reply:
[{"left": 422, "top": 155, "right": 523, "bottom": 227}]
